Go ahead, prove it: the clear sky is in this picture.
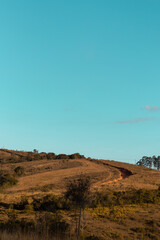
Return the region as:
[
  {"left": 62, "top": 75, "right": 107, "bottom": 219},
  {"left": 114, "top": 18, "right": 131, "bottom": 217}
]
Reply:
[{"left": 0, "top": 0, "right": 160, "bottom": 163}]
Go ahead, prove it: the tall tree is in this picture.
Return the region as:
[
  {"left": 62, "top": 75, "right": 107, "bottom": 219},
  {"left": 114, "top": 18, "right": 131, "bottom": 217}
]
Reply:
[{"left": 65, "top": 175, "right": 91, "bottom": 240}]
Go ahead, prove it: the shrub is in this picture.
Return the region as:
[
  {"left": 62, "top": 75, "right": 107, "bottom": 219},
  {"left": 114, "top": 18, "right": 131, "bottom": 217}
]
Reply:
[
  {"left": 35, "top": 212, "right": 69, "bottom": 235},
  {"left": 90, "top": 188, "right": 160, "bottom": 208},
  {"left": 24, "top": 204, "right": 34, "bottom": 213},
  {"left": 14, "top": 195, "right": 29, "bottom": 210},
  {"left": 0, "top": 212, "right": 35, "bottom": 233},
  {"left": 33, "top": 195, "right": 70, "bottom": 212},
  {"left": 55, "top": 154, "right": 69, "bottom": 159},
  {"left": 14, "top": 166, "right": 24, "bottom": 176},
  {"left": 33, "top": 149, "right": 38, "bottom": 153},
  {"left": 47, "top": 153, "right": 56, "bottom": 160},
  {"left": 33, "top": 154, "right": 41, "bottom": 160},
  {"left": 0, "top": 173, "right": 18, "bottom": 188},
  {"left": 69, "top": 153, "right": 85, "bottom": 159},
  {"left": 26, "top": 154, "right": 33, "bottom": 161}
]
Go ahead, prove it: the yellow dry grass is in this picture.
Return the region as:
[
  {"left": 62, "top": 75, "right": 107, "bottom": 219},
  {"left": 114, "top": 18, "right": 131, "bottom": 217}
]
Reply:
[
  {"left": 2, "top": 159, "right": 119, "bottom": 202},
  {"left": 1, "top": 149, "right": 160, "bottom": 203}
]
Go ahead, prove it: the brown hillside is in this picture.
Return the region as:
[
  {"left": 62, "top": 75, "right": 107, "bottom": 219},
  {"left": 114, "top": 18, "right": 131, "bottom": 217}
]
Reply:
[
  {"left": 0, "top": 149, "right": 160, "bottom": 203},
  {"left": 0, "top": 149, "right": 160, "bottom": 239}
]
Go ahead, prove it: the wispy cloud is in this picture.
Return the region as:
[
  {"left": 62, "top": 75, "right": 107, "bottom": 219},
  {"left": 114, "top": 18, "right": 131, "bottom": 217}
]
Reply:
[
  {"left": 116, "top": 117, "right": 156, "bottom": 124},
  {"left": 143, "top": 105, "right": 160, "bottom": 112}
]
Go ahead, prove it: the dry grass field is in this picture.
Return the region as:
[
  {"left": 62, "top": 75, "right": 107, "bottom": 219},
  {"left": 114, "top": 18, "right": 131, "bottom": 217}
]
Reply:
[{"left": 0, "top": 149, "right": 160, "bottom": 239}]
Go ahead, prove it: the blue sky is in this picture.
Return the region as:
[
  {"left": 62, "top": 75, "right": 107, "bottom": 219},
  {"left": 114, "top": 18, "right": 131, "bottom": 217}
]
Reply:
[{"left": 0, "top": 0, "right": 160, "bottom": 163}]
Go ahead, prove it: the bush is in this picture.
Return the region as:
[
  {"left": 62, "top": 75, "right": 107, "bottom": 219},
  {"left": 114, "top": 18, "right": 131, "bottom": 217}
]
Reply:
[
  {"left": 69, "top": 153, "right": 85, "bottom": 159},
  {"left": 0, "top": 174, "right": 18, "bottom": 188},
  {"left": 0, "top": 211, "right": 35, "bottom": 233},
  {"left": 55, "top": 154, "right": 69, "bottom": 159},
  {"left": 35, "top": 212, "right": 69, "bottom": 235},
  {"left": 33, "top": 154, "right": 41, "bottom": 160},
  {"left": 46, "top": 153, "right": 56, "bottom": 160},
  {"left": 26, "top": 154, "right": 33, "bottom": 161},
  {"left": 24, "top": 204, "right": 34, "bottom": 213},
  {"left": 33, "top": 195, "right": 70, "bottom": 212},
  {"left": 14, "top": 166, "right": 24, "bottom": 176},
  {"left": 33, "top": 149, "right": 38, "bottom": 153},
  {"left": 90, "top": 188, "right": 160, "bottom": 208}
]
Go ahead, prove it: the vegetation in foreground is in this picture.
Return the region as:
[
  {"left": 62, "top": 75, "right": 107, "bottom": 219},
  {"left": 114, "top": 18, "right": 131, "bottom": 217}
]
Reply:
[{"left": 0, "top": 183, "right": 160, "bottom": 239}]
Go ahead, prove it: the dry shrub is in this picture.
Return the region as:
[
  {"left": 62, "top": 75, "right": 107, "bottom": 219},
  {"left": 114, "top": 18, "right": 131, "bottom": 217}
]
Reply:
[
  {"left": 14, "top": 166, "right": 24, "bottom": 176},
  {"left": 0, "top": 173, "right": 18, "bottom": 188}
]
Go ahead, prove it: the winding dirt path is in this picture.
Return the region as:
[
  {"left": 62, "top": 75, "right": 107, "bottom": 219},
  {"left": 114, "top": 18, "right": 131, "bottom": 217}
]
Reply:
[
  {"left": 92, "top": 160, "right": 133, "bottom": 188},
  {"left": 102, "top": 162, "right": 133, "bottom": 179},
  {"left": 4, "top": 158, "right": 133, "bottom": 200}
]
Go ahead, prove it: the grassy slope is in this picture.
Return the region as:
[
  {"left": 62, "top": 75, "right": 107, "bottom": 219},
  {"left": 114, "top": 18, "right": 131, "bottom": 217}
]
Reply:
[{"left": 0, "top": 149, "right": 160, "bottom": 239}]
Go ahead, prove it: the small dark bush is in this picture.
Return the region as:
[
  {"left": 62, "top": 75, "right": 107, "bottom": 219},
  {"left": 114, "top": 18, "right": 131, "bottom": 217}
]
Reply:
[
  {"left": 33, "top": 149, "right": 38, "bottom": 153},
  {"left": 69, "top": 153, "right": 85, "bottom": 159},
  {"left": 55, "top": 154, "right": 69, "bottom": 159},
  {"left": 39, "top": 153, "right": 47, "bottom": 159},
  {"left": 33, "top": 195, "right": 70, "bottom": 212},
  {"left": 26, "top": 155, "right": 33, "bottom": 161},
  {"left": 35, "top": 212, "right": 69, "bottom": 235},
  {"left": 0, "top": 174, "right": 18, "bottom": 188},
  {"left": 14, "top": 166, "right": 24, "bottom": 176},
  {"left": 47, "top": 153, "right": 56, "bottom": 160},
  {"left": 33, "top": 154, "right": 41, "bottom": 160},
  {"left": 14, "top": 196, "right": 29, "bottom": 210}
]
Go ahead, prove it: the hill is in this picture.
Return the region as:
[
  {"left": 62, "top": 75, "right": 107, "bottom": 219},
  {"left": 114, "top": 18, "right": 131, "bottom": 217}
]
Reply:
[{"left": 0, "top": 149, "right": 160, "bottom": 239}]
